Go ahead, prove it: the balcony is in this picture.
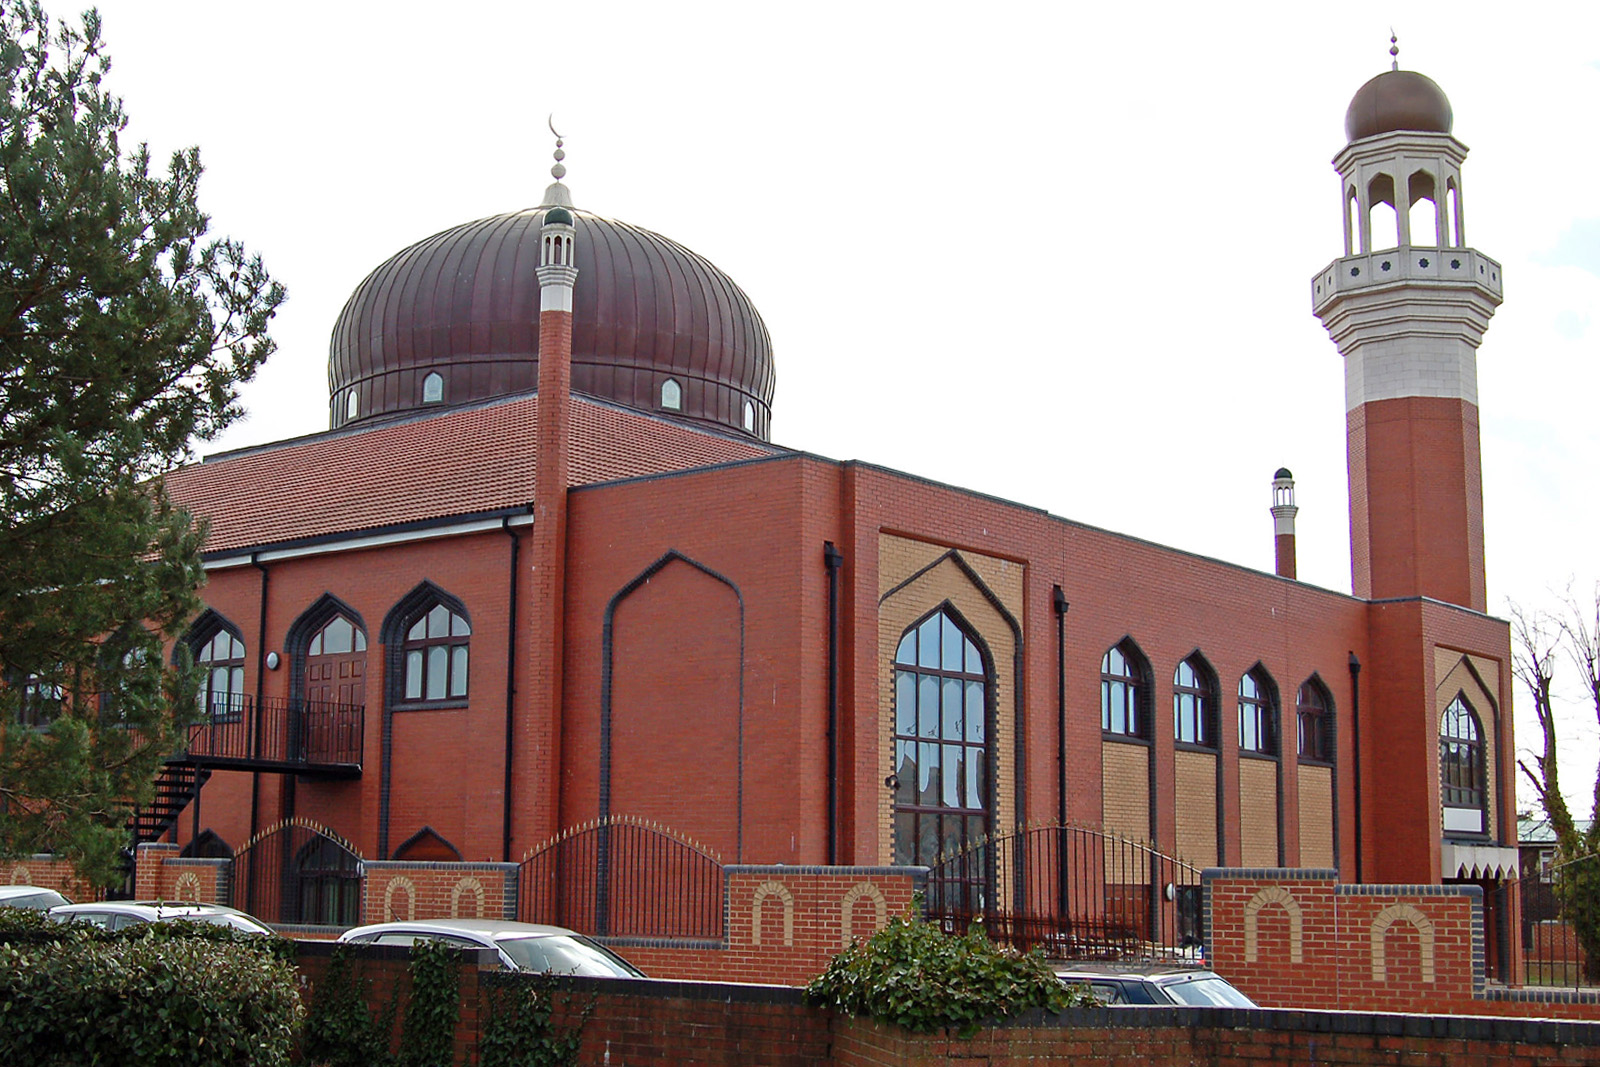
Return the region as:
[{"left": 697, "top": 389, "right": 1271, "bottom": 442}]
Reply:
[{"left": 184, "top": 695, "right": 363, "bottom": 777}]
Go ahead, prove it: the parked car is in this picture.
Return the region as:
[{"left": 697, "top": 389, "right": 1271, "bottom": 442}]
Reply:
[
  {"left": 48, "top": 900, "right": 276, "bottom": 935},
  {"left": 0, "top": 885, "right": 72, "bottom": 911},
  {"left": 337, "top": 919, "right": 647, "bottom": 977},
  {"left": 1054, "top": 963, "right": 1256, "bottom": 1007}
]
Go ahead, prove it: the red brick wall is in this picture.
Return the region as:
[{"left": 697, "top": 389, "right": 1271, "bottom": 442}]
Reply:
[
  {"left": 615, "top": 866, "right": 921, "bottom": 987},
  {"left": 293, "top": 945, "right": 1600, "bottom": 1067},
  {"left": 1207, "top": 870, "right": 1593, "bottom": 1020},
  {"left": 2, "top": 853, "right": 99, "bottom": 902}
]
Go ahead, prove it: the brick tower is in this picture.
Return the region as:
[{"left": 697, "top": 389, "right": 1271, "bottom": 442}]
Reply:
[{"left": 1312, "top": 44, "right": 1502, "bottom": 611}]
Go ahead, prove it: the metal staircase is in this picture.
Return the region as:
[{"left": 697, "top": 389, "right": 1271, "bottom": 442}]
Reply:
[{"left": 128, "top": 762, "right": 212, "bottom": 846}]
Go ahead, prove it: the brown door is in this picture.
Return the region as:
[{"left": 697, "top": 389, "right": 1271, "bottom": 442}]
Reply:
[{"left": 303, "top": 615, "right": 366, "bottom": 763}]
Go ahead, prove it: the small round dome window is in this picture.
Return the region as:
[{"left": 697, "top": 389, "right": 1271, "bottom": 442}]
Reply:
[{"left": 742, "top": 400, "right": 755, "bottom": 432}]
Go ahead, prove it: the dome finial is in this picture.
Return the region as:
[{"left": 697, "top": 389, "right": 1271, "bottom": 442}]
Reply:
[
  {"left": 541, "top": 114, "right": 574, "bottom": 208},
  {"left": 1389, "top": 30, "right": 1399, "bottom": 72}
]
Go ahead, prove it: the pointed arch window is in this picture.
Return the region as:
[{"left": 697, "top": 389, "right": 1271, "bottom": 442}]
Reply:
[
  {"left": 891, "top": 608, "right": 988, "bottom": 871},
  {"left": 1101, "top": 642, "right": 1149, "bottom": 740},
  {"left": 422, "top": 371, "right": 444, "bottom": 403},
  {"left": 1440, "top": 695, "right": 1486, "bottom": 835},
  {"left": 402, "top": 603, "right": 470, "bottom": 705},
  {"left": 294, "top": 835, "right": 361, "bottom": 926},
  {"left": 195, "top": 626, "right": 247, "bottom": 723},
  {"left": 1173, "top": 656, "right": 1216, "bottom": 747},
  {"left": 1238, "top": 669, "right": 1278, "bottom": 756},
  {"left": 17, "top": 672, "right": 63, "bottom": 729},
  {"left": 660, "top": 378, "right": 682, "bottom": 411},
  {"left": 1297, "top": 679, "right": 1334, "bottom": 763}
]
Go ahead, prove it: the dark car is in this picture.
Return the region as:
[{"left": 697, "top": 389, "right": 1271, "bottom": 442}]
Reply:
[{"left": 1055, "top": 963, "right": 1256, "bottom": 1007}]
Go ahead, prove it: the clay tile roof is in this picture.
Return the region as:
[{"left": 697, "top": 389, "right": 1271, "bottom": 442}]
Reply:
[{"left": 165, "top": 395, "right": 780, "bottom": 555}]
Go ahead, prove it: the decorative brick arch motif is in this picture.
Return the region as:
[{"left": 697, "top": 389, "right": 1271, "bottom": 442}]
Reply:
[
  {"left": 8, "top": 864, "right": 29, "bottom": 885},
  {"left": 384, "top": 877, "right": 417, "bottom": 922},
  {"left": 1371, "top": 903, "right": 1435, "bottom": 983},
  {"left": 840, "top": 882, "right": 888, "bottom": 946},
  {"left": 751, "top": 880, "right": 795, "bottom": 947},
  {"left": 172, "top": 872, "right": 203, "bottom": 902},
  {"left": 451, "top": 877, "right": 487, "bottom": 919},
  {"left": 1243, "top": 885, "right": 1303, "bottom": 964}
]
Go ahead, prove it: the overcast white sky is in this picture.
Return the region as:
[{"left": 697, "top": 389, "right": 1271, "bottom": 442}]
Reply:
[{"left": 76, "top": 1, "right": 1600, "bottom": 814}]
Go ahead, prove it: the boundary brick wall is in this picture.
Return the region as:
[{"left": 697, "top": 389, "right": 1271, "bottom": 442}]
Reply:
[
  {"left": 1, "top": 853, "right": 99, "bottom": 902},
  {"left": 294, "top": 947, "right": 1600, "bottom": 1067},
  {"left": 1207, "top": 868, "right": 1600, "bottom": 1020},
  {"left": 607, "top": 866, "right": 922, "bottom": 986}
]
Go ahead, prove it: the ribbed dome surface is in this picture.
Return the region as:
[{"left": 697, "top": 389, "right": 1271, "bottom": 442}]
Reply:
[
  {"left": 328, "top": 208, "right": 775, "bottom": 439},
  {"left": 1344, "top": 69, "right": 1453, "bottom": 142}
]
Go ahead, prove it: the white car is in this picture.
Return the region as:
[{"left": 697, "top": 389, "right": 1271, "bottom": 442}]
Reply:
[
  {"left": 49, "top": 900, "right": 275, "bottom": 934},
  {"left": 1055, "top": 963, "right": 1256, "bottom": 1007},
  {"left": 337, "top": 919, "right": 646, "bottom": 977},
  {"left": 0, "top": 885, "right": 72, "bottom": 911}
]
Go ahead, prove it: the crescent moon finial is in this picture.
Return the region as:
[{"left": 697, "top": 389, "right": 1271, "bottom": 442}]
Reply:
[{"left": 547, "top": 114, "right": 567, "bottom": 182}]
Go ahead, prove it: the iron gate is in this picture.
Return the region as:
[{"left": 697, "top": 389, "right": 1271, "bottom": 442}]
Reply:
[{"left": 925, "top": 823, "right": 1203, "bottom": 959}]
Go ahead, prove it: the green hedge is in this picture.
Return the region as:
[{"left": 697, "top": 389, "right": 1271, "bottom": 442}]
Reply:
[
  {"left": 0, "top": 909, "right": 302, "bottom": 1066},
  {"left": 805, "top": 909, "right": 1095, "bottom": 1036}
]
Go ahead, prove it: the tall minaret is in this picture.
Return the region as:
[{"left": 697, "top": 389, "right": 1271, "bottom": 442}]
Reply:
[
  {"left": 1312, "top": 39, "right": 1502, "bottom": 612},
  {"left": 524, "top": 130, "right": 578, "bottom": 853}
]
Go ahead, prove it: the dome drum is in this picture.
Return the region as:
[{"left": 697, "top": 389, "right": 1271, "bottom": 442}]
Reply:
[{"left": 330, "top": 208, "right": 775, "bottom": 438}]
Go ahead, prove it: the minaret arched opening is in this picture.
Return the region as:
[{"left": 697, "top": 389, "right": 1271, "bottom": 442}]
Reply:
[
  {"left": 1367, "top": 173, "right": 1398, "bottom": 251},
  {"left": 1407, "top": 170, "right": 1439, "bottom": 247}
]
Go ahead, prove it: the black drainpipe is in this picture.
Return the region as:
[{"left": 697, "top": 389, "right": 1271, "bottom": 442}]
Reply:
[
  {"left": 250, "top": 555, "right": 270, "bottom": 842},
  {"left": 824, "top": 541, "right": 843, "bottom": 866},
  {"left": 502, "top": 518, "right": 522, "bottom": 863},
  {"left": 1052, "top": 586, "right": 1069, "bottom": 825},
  {"left": 1348, "top": 652, "right": 1363, "bottom": 882}
]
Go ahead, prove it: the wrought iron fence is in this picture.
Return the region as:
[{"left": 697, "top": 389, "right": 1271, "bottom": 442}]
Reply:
[
  {"left": 925, "top": 824, "right": 1204, "bottom": 960},
  {"left": 231, "top": 819, "right": 363, "bottom": 927},
  {"left": 183, "top": 694, "right": 363, "bottom": 768},
  {"left": 519, "top": 815, "right": 724, "bottom": 940},
  {"left": 1521, "top": 878, "right": 1592, "bottom": 988}
]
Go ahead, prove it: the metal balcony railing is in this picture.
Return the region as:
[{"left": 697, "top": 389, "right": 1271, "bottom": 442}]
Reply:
[{"left": 183, "top": 694, "right": 363, "bottom": 774}]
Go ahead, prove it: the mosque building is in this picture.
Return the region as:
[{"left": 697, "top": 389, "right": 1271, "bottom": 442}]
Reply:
[{"left": 146, "top": 55, "right": 1518, "bottom": 974}]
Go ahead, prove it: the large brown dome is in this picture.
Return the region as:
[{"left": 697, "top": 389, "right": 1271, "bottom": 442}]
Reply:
[
  {"left": 328, "top": 206, "right": 775, "bottom": 439},
  {"left": 1344, "top": 69, "right": 1453, "bottom": 143}
]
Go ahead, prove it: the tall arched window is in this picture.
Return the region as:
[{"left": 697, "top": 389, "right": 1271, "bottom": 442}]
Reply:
[
  {"left": 1173, "top": 656, "right": 1215, "bottom": 747},
  {"left": 196, "top": 627, "right": 247, "bottom": 722},
  {"left": 1297, "top": 679, "right": 1334, "bottom": 763},
  {"left": 1238, "top": 669, "right": 1277, "bottom": 756},
  {"left": 891, "top": 608, "right": 988, "bottom": 870},
  {"left": 401, "top": 602, "right": 470, "bottom": 704},
  {"left": 660, "top": 378, "right": 682, "bottom": 411},
  {"left": 1101, "top": 642, "right": 1148, "bottom": 740},
  {"left": 1440, "top": 694, "right": 1486, "bottom": 835}
]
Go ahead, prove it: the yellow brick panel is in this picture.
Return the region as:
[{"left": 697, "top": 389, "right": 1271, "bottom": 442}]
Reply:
[
  {"left": 1238, "top": 760, "right": 1279, "bottom": 866},
  {"left": 1174, "top": 750, "right": 1218, "bottom": 866},
  {"left": 1297, "top": 764, "right": 1334, "bottom": 868},
  {"left": 1101, "top": 742, "right": 1150, "bottom": 842}
]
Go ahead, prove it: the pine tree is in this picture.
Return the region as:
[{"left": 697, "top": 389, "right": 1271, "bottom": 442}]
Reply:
[{"left": 0, "top": 2, "right": 283, "bottom": 885}]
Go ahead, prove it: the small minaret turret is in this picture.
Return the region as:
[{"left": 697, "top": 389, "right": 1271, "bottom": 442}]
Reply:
[
  {"left": 1311, "top": 39, "right": 1501, "bottom": 611},
  {"left": 521, "top": 124, "right": 579, "bottom": 858},
  {"left": 1271, "top": 468, "right": 1298, "bottom": 580}
]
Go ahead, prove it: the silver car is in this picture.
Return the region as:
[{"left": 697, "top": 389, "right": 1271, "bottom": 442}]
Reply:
[
  {"left": 0, "top": 885, "right": 72, "bottom": 911},
  {"left": 337, "top": 919, "right": 646, "bottom": 977},
  {"left": 49, "top": 900, "right": 275, "bottom": 934}
]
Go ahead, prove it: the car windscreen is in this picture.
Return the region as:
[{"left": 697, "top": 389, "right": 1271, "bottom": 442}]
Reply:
[
  {"left": 1159, "top": 975, "right": 1256, "bottom": 1007},
  {"left": 158, "top": 911, "right": 275, "bottom": 935},
  {"left": 0, "top": 890, "right": 67, "bottom": 910},
  {"left": 495, "top": 934, "right": 644, "bottom": 977}
]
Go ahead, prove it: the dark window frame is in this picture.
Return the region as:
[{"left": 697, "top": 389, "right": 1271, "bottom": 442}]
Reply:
[
  {"left": 1440, "top": 693, "right": 1487, "bottom": 836},
  {"left": 890, "top": 605, "right": 992, "bottom": 882},
  {"left": 1238, "top": 668, "right": 1279, "bottom": 757},
  {"left": 1296, "top": 677, "right": 1335, "bottom": 764},
  {"left": 1101, "top": 640, "right": 1152, "bottom": 742},
  {"left": 1173, "top": 654, "right": 1218, "bottom": 748}
]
